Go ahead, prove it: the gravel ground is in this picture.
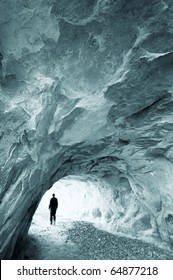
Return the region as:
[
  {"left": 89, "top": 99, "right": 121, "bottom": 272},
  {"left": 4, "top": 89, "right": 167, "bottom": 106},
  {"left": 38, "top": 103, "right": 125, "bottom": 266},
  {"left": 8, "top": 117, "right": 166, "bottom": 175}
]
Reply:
[
  {"left": 67, "top": 221, "right": 173, "bottom": 260},
  {"left": 14, "top": 220, "right": 173, "bottom": 260}
]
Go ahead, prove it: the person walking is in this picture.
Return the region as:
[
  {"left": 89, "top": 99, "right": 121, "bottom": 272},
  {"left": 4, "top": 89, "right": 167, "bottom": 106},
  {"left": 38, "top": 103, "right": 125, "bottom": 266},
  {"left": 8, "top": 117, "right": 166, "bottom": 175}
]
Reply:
[{"left": 49, "top": 193, "right": 58, "bottom": 225}]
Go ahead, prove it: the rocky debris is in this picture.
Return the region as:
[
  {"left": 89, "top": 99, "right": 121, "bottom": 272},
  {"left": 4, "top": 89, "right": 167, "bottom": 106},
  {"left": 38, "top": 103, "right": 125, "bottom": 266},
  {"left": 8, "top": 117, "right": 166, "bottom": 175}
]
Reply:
[
  {"left": 13, "top": 220, "right": 173, "bottom": 260},
  {"left": 67, "top": 222, "right": 173, "bottom": 260}
]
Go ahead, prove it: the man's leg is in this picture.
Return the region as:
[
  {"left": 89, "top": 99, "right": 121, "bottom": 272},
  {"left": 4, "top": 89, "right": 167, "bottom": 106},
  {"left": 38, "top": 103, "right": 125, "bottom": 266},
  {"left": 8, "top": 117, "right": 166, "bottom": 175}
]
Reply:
[
  {"left": 50, "top": 211, "right": 53, "bottom": 225},
  {"left": 52, "top": 211, "right": 56, "bottom": 225}
]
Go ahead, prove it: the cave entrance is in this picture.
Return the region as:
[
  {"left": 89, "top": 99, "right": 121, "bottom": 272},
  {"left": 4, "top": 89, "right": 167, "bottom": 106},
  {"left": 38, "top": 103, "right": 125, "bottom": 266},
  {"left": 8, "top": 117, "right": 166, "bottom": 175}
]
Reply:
[
  {"left": 23, "top": 175, "right": 117, "bottom": 259},
  {"left": 20, "top": 176, "right": 173, "bottom": 260},
  {"left": 30, "top": 175, "right": 116, "bottom": 233}
]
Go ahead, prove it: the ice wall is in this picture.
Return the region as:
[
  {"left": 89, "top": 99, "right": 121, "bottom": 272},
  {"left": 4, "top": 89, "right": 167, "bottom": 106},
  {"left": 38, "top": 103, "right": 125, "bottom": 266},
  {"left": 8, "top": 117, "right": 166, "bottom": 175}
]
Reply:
[{"left": 1, "top": 0, "right": 173, "bottom": 258}]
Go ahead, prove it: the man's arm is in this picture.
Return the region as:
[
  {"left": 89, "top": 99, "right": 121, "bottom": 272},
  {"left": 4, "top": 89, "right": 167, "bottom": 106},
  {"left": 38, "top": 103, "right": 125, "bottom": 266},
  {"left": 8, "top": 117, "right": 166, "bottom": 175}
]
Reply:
[{"left": 49, "top": 199, "right": 51, "bottom": 209}]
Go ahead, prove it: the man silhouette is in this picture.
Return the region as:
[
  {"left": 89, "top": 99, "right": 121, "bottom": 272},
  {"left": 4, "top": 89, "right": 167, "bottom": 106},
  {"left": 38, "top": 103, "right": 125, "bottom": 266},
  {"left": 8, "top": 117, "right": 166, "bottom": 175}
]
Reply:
[{"left": 49, "top": 193, "right": 58, "bottom": 225}]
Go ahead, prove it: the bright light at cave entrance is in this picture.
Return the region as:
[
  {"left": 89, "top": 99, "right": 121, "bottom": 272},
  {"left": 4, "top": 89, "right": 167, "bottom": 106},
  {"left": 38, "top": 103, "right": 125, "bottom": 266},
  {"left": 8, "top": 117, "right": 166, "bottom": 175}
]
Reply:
[
  {"left": 29, "top": 176, "right": 172, "bottom": 256},
  {"left": 32, "top": 176, "right": 116, "bottom": 228}
]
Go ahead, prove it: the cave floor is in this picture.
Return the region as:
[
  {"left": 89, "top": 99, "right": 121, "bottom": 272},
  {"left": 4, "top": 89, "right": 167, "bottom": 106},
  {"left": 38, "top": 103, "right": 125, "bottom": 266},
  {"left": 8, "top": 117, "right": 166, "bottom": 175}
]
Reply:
[{"left": 18, "top": 219, "right": 173, "bottom": 260}]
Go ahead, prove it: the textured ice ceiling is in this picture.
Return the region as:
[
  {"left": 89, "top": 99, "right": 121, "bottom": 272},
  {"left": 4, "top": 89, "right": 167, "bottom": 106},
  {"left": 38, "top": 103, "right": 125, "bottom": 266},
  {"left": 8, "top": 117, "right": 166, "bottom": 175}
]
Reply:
[{"left": 1, "top": 0, "right": 173, "bottom": 259}]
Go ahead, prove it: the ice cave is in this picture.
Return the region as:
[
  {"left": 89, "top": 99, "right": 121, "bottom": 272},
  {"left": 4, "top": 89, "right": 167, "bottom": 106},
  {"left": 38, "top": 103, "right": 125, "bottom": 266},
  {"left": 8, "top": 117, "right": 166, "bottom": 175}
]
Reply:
[{"left": 1, "top": 0, "right": 173, "bottom": 260}]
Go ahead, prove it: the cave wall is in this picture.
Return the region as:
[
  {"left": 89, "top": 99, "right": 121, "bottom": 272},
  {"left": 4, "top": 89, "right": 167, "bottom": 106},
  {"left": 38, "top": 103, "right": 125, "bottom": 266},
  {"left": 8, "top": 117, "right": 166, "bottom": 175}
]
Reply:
[{"left": 1, "top": 0, "right": 173, "bottom": 259}]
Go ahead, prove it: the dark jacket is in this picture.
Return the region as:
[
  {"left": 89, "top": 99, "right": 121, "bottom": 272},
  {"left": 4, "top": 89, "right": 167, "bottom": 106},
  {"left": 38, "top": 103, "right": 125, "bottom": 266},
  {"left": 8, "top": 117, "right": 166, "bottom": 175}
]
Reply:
[{"left": 49, "top": 197, "right": 58, "bottom": 211}]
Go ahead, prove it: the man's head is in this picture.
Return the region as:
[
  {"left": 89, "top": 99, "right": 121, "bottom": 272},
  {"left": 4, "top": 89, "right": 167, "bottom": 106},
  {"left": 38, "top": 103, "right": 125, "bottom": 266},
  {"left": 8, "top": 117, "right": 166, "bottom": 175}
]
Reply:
[{"left": 52, "top": 193, "right": 55, "bottom": 197}]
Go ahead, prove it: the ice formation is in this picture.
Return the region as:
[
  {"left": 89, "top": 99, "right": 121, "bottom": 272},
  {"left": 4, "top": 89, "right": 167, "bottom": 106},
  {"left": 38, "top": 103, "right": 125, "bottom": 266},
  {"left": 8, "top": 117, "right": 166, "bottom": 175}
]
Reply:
[{"left": 1, "top": 0, "right": 173, "bottom": 259}]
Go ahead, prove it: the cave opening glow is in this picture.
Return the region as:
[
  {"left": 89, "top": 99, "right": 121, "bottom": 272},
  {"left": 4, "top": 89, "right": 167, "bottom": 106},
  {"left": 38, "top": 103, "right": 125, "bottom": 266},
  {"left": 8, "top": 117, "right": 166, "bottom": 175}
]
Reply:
[{"left": 30, "top": 176, "right": 116, "bottom": 233}]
